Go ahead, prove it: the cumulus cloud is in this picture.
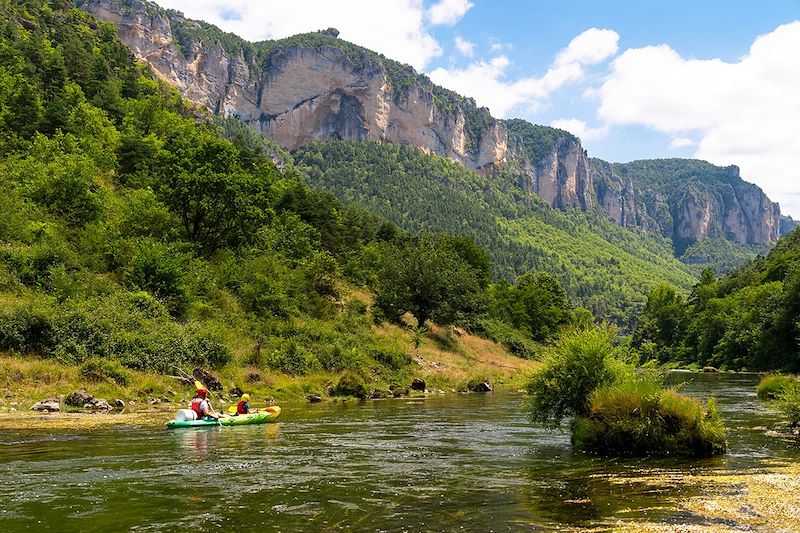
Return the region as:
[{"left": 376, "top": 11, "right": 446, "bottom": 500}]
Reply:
[
  {"left": 151, "top": 0, "right": 443, "bottom": 69},
  {"left": 550, "top": 118, "right": 609, "bottom": 141},
  {"left": 427, "top": 0, "right": 474, "bottom": 26},
  {"left": 429, "top": 28, "right": 619, "bottom": 117},
  {"left": 596, "top": 21, "right": 800, "bottom": 216},
  {"left": 669, "top": 137, "right": 695, "bottom": 149},
  {"left": 454, "top": 36, "right": 475, "bottom": 57}
]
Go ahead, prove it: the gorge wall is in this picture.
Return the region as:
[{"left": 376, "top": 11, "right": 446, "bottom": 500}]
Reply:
[{"left": 79, "top": 0, "right": 785, "bottom": 246}]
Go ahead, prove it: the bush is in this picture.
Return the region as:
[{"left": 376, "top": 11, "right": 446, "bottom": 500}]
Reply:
[
  {"left": 776, "top": 383, "right": 800, "bottom": 426},
  {"left": 369, "top": 345, "right": 412, "bottom": 371},
  {"left": 80, "top": 358, "right": 131, "bottom": 386},
  {"left": 757, "top": 374, "right": 797, "bottom": 400},
  {"left": 0, "top": 303, "right": 55, "bottom": 355},
  {"left": 264, "top": 342, "right": 320, "bottom": 375},
  {"left": 525, "top": 326, "right": 632, "bottom": 428},
  {"left": 476, "top": 318, "right": 538, "bottom": 359},
  {"left": 332, "top": 371, "right": 369, "bottom": 399},
  {"left": 571, "top": 376, "right": 726, "bottom": 457}
]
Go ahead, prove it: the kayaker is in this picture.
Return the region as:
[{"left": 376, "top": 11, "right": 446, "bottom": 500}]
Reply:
[
  {"left": 190, "top": 388, "right": 220, "bottom": 420},
  {"left": 236, "top": 393, "right": 252, "bottom": 415}
]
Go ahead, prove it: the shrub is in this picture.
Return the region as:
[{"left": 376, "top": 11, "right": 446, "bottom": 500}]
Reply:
[
  {"left": 476, "top": 318, "right": 538, "bottom": 359},
  {"left": 776, "top": 383, "right": 800, "bottom": 427},
  {"left": 571, "top": 376, "right": 726, "bottom": 457},
  {"left": 80, "top": 358, "right": 131, "bottom": 386},
  {"left": 332, "top": 371, "right": 368, "bottom": 399},
  {"left": 0, "top": 303, "right": 55, "bottom": 355},
  {"left": 124, "top": 240, "right": 189, "bottom": 315},
  {"left": 369, "top": 344, "right": 412, "bottom": 371},
  {"left": 757, "top": 374, "right": 797, "bottom": 401},
  {"left": 264, "top": 342, "right": 320, "bottom": 375},
  {"left": 525, "top": 326, "right": 632, "bottom": 428}
]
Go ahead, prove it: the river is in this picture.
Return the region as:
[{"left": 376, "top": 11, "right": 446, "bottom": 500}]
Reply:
[{"left": 1, "top": 372, "right": 798, "bottom": 531}]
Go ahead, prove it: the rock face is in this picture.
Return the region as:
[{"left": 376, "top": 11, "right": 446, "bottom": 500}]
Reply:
[
  {"left": 591, "top": 159, "right": 783, "bottom": 247},
  {"left": 80, "top": 0, "right": 785, "bottom": 245},
  {"left": 78, "top": 0, "right": 593, "bottom": 211}
]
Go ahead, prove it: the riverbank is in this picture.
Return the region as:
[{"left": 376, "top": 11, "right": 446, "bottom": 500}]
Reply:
[{"left": 0, "top": 323, "right": 536, "bottom": 428}]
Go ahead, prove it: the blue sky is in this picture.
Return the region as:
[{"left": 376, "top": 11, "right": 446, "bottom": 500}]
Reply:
[{"left": 152, "top": 0, "right": 800, "bottom": 216}]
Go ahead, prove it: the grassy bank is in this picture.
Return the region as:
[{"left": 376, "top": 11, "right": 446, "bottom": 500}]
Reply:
[{"left": 0, "top": 323, "right": 536, "bottom": 427}]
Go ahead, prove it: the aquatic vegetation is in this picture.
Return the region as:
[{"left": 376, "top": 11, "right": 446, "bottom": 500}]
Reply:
[
  {"left": 757, "top": 373, "right": 798, "bottom": 400},
  {"left": 572, "top": 375, "right": 726, "bottom": 457},
  {"left": 525, "top": 326, "right": 634, "bottom": 428},
  {"left": 776, "top": 382, "right": 800, "bottom": 426}
]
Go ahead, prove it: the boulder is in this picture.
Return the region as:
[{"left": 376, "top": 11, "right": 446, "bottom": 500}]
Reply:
[
  {"left": 307, "top": 394, "right": 323, "bottom": 403},
  {"left": 468, "top": 381, "right": 493, "bottom": 393},
  {"left": 192, "top": 368, "right": 223, "bottom": 391},
  {"left": 84, "top": 397, "right": 111, "bottom": 411},
  {"left": 65, "top": 390, "right": 93, "bottom": 407},
  {"left": 113, "top": 399, "right": 125, "bottom": 409},
  {"left": 31, "top": 398, "right": 60, "bottom": 412},
  {"left": 391, "top": 386, "right": 410, "bottom": 397},
  {"left": 411, "top": 378, "right": 426, "bottom": 392},
  {"left": 702, "top": 366, "right": 719, "bottom": 373}
]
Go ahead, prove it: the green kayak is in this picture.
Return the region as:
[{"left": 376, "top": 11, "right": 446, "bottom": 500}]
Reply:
[{"left": 166, "top": 407, "right": 281, "bottom": 429}]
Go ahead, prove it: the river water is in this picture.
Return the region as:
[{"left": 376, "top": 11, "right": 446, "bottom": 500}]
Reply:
[{"left": 0, "top": 373, "right": 797, "bottom": 531}]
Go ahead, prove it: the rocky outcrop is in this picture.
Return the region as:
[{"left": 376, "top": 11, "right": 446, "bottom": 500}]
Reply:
[
  {"left": 78, "top": 0, "right": 593, "bottom": 211},
  {"left": 591, "top": 159, "right": 782, "bottom": 246},
  {"left": 80, "top": 0, "right": 783, "bottom": 244}
]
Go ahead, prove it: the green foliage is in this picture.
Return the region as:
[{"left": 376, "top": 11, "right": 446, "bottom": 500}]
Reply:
[
  {"left": 776, "top": 383, "right": 800, "bottom": 426},
  {"left": 681, "top": 239, "right": 771, "bottom": 275},
  {"left": 488, "top": 272, "right": 572, "bottom": 342},
  {"left": 757, "top": 374, "right": 798, "bottom": 401},
  {"left": 572, "top": 376, "right": 726, "bottom": 457},
  {"left": 368, "top": 233, "right": 486, "bottom": 327},
  {"left": 504, "top": 118, "right": 576, "bottom": 164},
  {"left": 294, "top": 140, "right": 696, "bottom": 325},
  {"left": 525, "top": 326, "right": 633, "bottom": 428},
  {"left": 332, "top": 370, "right": 369, "bottom": 399},
  {"left": 80, "top": 357, "right": 131, "bottom": 385},
  {"left": 636, "top": 228, "right": 800, "bottom": 370}
]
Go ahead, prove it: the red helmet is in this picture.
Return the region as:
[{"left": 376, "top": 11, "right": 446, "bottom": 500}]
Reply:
[{"left": 197, "top": 388, "right": 209, "bottom": 397}]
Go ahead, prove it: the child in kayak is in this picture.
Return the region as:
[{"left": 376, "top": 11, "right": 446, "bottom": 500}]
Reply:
[
  {"left": 190, "top": 389, "right": 220, "bottom": 420},
  {"left": 236, "top": 393, "right": 252, "bottom": 415}
]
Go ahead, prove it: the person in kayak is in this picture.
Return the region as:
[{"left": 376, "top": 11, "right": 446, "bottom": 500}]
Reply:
[
  {"left": 190, "top": 389, "right": 220, "bottom": 420},
  {"left": 236, "top": 393, "right": 252, "bottom": 415}
]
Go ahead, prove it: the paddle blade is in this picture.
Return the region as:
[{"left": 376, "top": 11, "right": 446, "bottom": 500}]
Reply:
[{"left": 194, "top": 380, "right": 204, "bottom": 390}]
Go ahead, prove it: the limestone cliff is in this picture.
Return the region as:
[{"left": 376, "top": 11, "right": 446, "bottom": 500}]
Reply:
[
  {"left": 591, "top": 158, "right": 783, "bottom": 248},
  {"left": 80, "top": 0, "right": 784, "bottom": 245},
  {"left": 78, "top": 0, "right": 592, "bottom": 211}
]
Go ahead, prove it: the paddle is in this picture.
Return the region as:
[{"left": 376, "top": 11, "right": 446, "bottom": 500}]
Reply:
[{"left": 226, "top": 405, "right": 280, "bottom": 415}]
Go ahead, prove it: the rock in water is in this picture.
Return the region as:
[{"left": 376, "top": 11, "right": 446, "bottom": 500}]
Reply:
[
  {"left": 192, "top": 368, "right": 223, "bottom": 391},
  {"left": 65, "top": 390, "right": 93, "bottom": 407},
  {"left": 469, "top": 381, "right": 493, "bottom": 393},
  {"left": 411, "top": 378, "right": 426, "bottom": 392},
  {"left": 113, "top": 399, "right": 125, "bottom": 409},
  {"left": 702, "top": 366, "right": 719, "bottom": 373},
  {"left": 31, "top": 398, "right": 60, "bottom": 412},
  {"left": 307, "top": 394, "right": 323, "bottom": 403}
]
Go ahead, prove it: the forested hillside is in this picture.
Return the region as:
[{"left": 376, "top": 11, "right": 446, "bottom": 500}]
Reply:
[
  {"left": 0, "top": 0, "right": 585, "bottom": 391},
  {"left": 634, "top": 228, "right": 800, "bottom": 370},
  {"left": 294, "top": 141, "right": 697, "bottom": 325}
]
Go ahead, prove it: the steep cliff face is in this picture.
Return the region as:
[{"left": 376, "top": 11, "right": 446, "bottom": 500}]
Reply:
[
  {"left": 591, "top": 159, "right": 782, "bottom": 247},
  {"left": 78, "top": 0, "right": 593, "bottom": 211},
  {"left": 81, "top": 0, "right": 783, "bottom": 245}
]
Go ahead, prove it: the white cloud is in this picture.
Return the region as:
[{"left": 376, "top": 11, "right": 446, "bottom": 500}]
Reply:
[
  {"left": 427, "top": 0, "right": 473, "bottom": 26},
  {"left": 550, "top": 118, "right": 609, "bottom": 141},
  {"left": 454, "top": 36, "right": 475, "bottom": 57},
  {"left": 669, "top": 137, "right": 695, "bottom": 149},
  {"left": 428, "top": 28, "right": 619, "bottom": 118},
  {"left": 596, "top": 21, "right": 800, "bottom": 217},
  {"left": 151, "top": 0, "right": 443, "bottom": 70}
]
